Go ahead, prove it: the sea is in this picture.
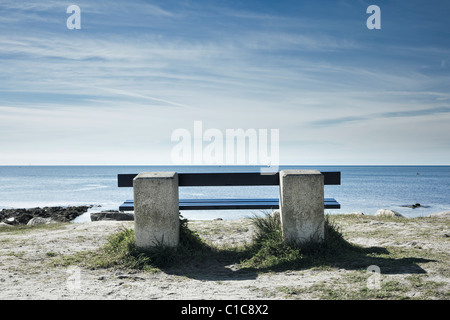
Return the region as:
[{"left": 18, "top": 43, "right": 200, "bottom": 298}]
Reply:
[{"left": 0, "top": 165, "right": 449, "bottom": 222}]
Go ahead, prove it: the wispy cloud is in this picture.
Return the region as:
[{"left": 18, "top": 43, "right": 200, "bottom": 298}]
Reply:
[
  {"left": 95, "top": 87, "right": 192, "bottom": 109},
  {"left": 0, "top": 0, "right": 66, "bottom": 11},
  {"left": 311, "top": 106, "right": 450, "bottom": 127}
]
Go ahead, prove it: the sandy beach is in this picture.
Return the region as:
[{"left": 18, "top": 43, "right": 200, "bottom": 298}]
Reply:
[{"left": 0, "top": 214, "right": 449, "bottom": 300}]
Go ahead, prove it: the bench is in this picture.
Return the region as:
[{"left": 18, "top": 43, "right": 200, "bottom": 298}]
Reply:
[
  {"left": 117, "top": 172, "right": 341, "bottom": 212},
  {"left": 119, "top": 170, "right": 340, "bottom": 249}
]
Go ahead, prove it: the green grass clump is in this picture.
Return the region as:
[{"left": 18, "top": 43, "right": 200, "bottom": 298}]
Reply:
[
  {"left": 88, "top": 215, "right": 212, "bottom": 271},
  {"left": 240, "top": 213, "right": 363, "bottom": 271}
]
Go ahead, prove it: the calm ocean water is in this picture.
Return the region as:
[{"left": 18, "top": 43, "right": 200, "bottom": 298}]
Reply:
[{"left": 0, "top": 165, "right": 449, "bottom": 221}]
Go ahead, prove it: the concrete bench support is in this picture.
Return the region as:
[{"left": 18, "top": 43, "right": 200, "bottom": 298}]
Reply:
[
  {"left": 279, "top": 170, "right": 325, "bottom": 245},
  {"left": 133, "top": 172, "right": 180, "bottom": 250}
]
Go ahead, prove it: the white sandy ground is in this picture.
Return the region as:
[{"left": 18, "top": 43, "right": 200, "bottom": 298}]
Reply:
[{"left": 0, "top": 216, "right": 449, "bottom": 300}]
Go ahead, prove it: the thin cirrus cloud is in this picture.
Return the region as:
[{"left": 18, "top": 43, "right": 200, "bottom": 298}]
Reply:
[{"left": 311, "top": 106, "right": 450, "bottom": 127}]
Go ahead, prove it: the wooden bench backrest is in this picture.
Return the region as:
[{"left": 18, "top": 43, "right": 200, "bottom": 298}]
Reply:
[{"left": 118, "top": 172, "right": 341, "bottom": 187}]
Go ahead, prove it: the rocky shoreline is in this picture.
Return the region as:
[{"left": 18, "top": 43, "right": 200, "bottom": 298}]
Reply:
[
  {"left": 0, "top": 206, "right": 93, "bottom": 226},
  {"left": 1, "top": 205, "right": 449, "bottom": 227}
]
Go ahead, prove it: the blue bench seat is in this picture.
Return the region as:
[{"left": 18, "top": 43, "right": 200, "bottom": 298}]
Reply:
[{"left": 119, "top": 197, "right": 340, "bottom": 211}]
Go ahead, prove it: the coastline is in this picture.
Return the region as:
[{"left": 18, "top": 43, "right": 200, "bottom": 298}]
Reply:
[
  {"left": 0, "top": 213, "right": 448, "bottom": 300},
  {"left": 1, "top": 205, "right": 449, "bottom": 227}
]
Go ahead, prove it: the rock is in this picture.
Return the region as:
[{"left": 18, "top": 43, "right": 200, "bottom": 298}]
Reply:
[
  {"left": 6, "top": 217, "right": 15, "bottom": 224},
  {"left": 0, "top": 222, "right": 14, "bottom": 228},
  {"left": 401, "top": 203, "right": 429, "bottom": 209},
  {"left": 0, "top": 208, "right": 33, "bottom": 224},
  {"left": 427, "top": 211, "right": 450, "bottom": 218},
  {"left": 27, "top": 217, "right": 54, "bottom": 226},
  {"left": 375, "top": 209, "right": 404, "bottom": 218},
  {"left": 0, "top": 206, "right": 92, "bottom": 225},
  {"left": 90, "top": 211, "right": 134, "bottom": 221}
]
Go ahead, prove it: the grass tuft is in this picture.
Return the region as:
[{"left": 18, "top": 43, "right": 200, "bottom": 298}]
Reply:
[
  {"left": 238, "top": 213, "right": 363, "bottom": 271},
  {"left": 86, "top": 215, "right": 213, "bottom": 271}
]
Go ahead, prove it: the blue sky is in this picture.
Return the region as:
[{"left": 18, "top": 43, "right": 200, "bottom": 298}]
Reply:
[{"left": 0, "top": 0, "right": 449, "bottom": 165}]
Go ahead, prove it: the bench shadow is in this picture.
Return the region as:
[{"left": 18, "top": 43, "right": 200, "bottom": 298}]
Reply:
[
  {"left": 149, "top": 216, "right": 436, "bottom": 281},
  {"left": 161, "top": 256, "right": 260, "bottom": 281},
  {"left": 260, "top": 245, "right": 435, "bottom": 276},
  {"left": 157, "top": 242, "right": 434, "bottom": 282}
]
